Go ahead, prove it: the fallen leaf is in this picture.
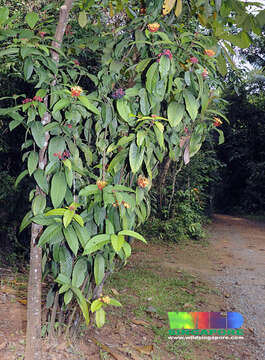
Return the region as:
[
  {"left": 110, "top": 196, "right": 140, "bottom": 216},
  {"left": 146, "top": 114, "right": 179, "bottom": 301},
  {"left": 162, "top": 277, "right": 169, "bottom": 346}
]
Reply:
[
  {"left": 133, "top": 344, "right": 153, "bottom": 355},
  {"left": 17, "top": 299, "right": 27, "bottom": 305},
  {"left": 0, "top": 341, "right": 7, "bottom": 350},
  {"left": 131, "top": 319, "right": 150, "bottom": 327},
  {"left": 111, "top": 288, "right": 120, "bottom": 296}
]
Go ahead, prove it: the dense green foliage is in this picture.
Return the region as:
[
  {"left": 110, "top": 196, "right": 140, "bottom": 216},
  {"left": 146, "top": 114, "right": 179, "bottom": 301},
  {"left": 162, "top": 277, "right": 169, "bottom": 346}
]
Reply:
[{"left": 0, "top": 0, "right": 264, "bottom": 337}]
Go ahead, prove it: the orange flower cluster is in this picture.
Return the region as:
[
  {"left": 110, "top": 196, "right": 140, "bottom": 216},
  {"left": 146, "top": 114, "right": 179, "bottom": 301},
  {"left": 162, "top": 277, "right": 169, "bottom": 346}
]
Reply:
[
  {"left": 147, "top": 23, "right": 160, "bottom": 32},
  {"left": 202, "top": 68, "right": 208, "bottom": 79},
  {"left": 96, "top": 179, "right": 107, "bottom": 190},
  {"left": 99, "top": 295, "right": 110, "bottom": 304},
  {"left": 193, "top": 188, "right": 199, "bottom": 192},
  {"left": 71, "top": 86, "right": 82, "bottom": 97},
  {"left": 204, "top": 49, "right": 216, "bottom": 57},
  {"left": 213, "top": 117, "right": 222, "bottom": 127},
  {"left": 112, "top": 200, "right": 130, "bottom": 208},
  {"left": 137, "top": 175, "right": 149, "bottom": 188}
]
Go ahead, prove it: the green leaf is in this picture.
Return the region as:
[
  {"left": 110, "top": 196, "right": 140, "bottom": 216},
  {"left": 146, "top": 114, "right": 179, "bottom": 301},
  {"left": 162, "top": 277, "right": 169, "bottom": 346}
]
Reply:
[
  {"left": 63, "top": 209, "right": 75, "bottom": 228},
  {"left": 78, "top": 11, "right": 88, "bottom": 28},
  {"left": 116, "top": 98, "right": 132, "bottom": 122},
  {"left": 28, "top": 151, "right": 39, "bottom": 176},
  {"left": 48, "top": 136, "right": 66, "bottom": 161},
  {"left": 129, "top": 141, "right": 144, "bottom": 173},
  {"left": 64, "top": 289, "right": 73, "bottom": 305},
  {"left": 63, "top": 225, "right": 79, "bottom": 256},
  {"left": 51, "top": 172, "right": 67, "bottom": 208},
  {"left": 79, "top": 184, "right": 99, "bottom": 197},
  {"left": 59, "top": 247, "right": 72, "bottom": 278},
  {"left": 95, "top": 307, "right": 105, "bottom": 328},
  {"left": 72, "top": 258, "right": 87, "bottom": 288},
  {"left": 122, "top": 241, "right": 131, "bottom": 259},
  {"left": 45, "top": 208, "right": 66, "bottom": 216},
  {"left": 78, "top": 96, "right": 100, "bottom": 115},
  {"left": 31, "top": 122, "right": 45, "bottom": 148},
  {"left": 53, "top": 98, "right": 70, "bottom": 113},
  {"left": 83, "top": 234, "right": 110, "bottom": 255},
  {"left": 19, "top": 210, "right": 33, "bottom": 233},
  {"left": 72, "top": 223, "right": 90, "bottom": 248},
  {"left": 106, "top": 219, "right": 115, "bottom": 234},
  {"left": 24, "top": 57, "right": 34, "bottom": 80},
  {"left": 167, "top": 102, "right": 185, "bottom": 127},
  {"left": 31, "top": 215, "right": 56, "bottom": 226},
  {"left": 91, "top": 299, "right": 103, "bottom": 313},
  {"left": 73, "top": 214, "right": 84, "bottom": 227},
  {"left": 109, "top": 298, "right": 122, "bottom": 307},
  {"left": 25, "top": 12, "right": 39, "bottom": 29},
  {"left": 136, "top": 58, "right": 152, "bottom": 72},
  {"left": 74, "top": 288, "right": 89, "bottom": 325},
  {"left": 94, "top": 254, "right": 105, "bottom": 286},
  {"left": 183, "top": 90, "right": 198, "bottom": 121},
  {"left": 38, "top": 223, "right": 63, "bottom": 247},
  {"left": 0, "top": 7, "right": 9, "bottom": 25},
  {"left": 118, "top": 230, "right": 146, "bottom": 243},
  {"left": 55, "top": 274, "right": 71, "bottom": 285},
  {"left": 34, "top": 169, "right": 49, "bottom": 194},
  {"left": 159, "top": 55, "right": 170, "bottom": 78},
  {"left": 15, "top": 169, "right": 29, "bottom": 188},
  {"left": 111, "top": 234, "right": 124, "bottom": 253},
  {"left": 146, "top": 62, "right": 159, "bottom": 94},
  {"left": 32, "top": 194, "right": 46, "bottom": 216}
]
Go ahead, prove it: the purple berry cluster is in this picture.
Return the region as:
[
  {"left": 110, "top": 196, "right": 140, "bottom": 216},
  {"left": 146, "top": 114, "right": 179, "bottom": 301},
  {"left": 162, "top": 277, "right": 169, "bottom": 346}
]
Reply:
[{"left": 112, "top": 88, "right": 125, "bottom": 99}]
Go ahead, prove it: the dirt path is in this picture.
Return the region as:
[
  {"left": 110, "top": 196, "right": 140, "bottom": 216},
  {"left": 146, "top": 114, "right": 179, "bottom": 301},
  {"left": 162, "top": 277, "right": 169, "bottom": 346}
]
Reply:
[{"left": 0, "top": 214, "right": 264, "bottom": 359}]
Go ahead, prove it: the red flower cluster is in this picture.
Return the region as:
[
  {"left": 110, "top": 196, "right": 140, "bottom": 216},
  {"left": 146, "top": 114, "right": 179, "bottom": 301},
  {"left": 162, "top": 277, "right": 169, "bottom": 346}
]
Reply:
[
  {"left": 53, "top": 151, "right": 70, "bottom": 160},
  {"left": 157, "top": 49, "right": 173, "bottom": 62},
  {"left": 39, "top": 31, "right": 46, "bottom": 38},
  {"left": 65, "top": 25, "right": 73, "bottom": 36},
  {"left": 189, "top": 56, "right": 198, "bottom": 64},
  {"left": 22, "top": 98, "right": 32, "bottom": 104},
  {"left": 73, "top": 59, "right": 80, "bottom": 66},
  {"left": 33, "top": 96, "right": 43, "bottom": 102},
  {"left": 112, "top": 88, "right": 125, "bottom": 99},
  {"left": 66, "top": 124, "right": 72, "bottom": 129}
]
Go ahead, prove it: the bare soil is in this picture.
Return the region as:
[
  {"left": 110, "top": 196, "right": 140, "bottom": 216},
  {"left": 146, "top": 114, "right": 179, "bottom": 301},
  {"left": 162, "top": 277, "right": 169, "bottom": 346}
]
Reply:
[{"left": 0, "top": 214, "right": 264, "bottom": 359}]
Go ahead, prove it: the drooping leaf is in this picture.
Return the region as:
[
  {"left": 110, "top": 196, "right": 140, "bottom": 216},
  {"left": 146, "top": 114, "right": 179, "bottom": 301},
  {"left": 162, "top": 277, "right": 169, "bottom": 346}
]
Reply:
[
  {"left": 94, "top": 254, "right": 105, "bottom": 286},
  {"left": 34, "top": 169, "right": 49, "bottom": 194},
  {"left": 129, "top": 141, "right": 144, "bottom": 173},
  {"left": 53, "top": 98, "right": 70, "bottom": 113},
  {"left": 78, "top": 11, "right": 88, "bottom": 28},
  {"left": 38, "top": 223, "right": 63, "bottom": 247},
  {"left": 167, "top": 102, "right": 185, "bottom": 127},
  {"left": 175, "top": 0, "right": 182, "bottom": 17},
  {"left": 32, "top": 194, "right": 46, "bottom": 216},
  {"left": 63, "top": 225, "right": 79, "bottom": 256},
  {"left": 83, "top": 234, "right": 110, "bottom": 255},
  {"left": 31, "top": 122, "right": 45, "bottom": 148},
  {"left": 15, "top": 169, "right": 29, "bottom": 188},
  {"left": 51, "top": 172, "right": 67, "bottom": 208},
  {"left": 25, "top": 12, "right": 39, "bottom": 29},
  {"left": 118, "top": 230, "right": 146, "bottom": 243},
  {"left": 48, "top": 136, "right": 66, "bottom": 161},
  {"left": 72, "top": 258, "right": 87, "bottom": 288},
  {"left": 72, "top": 223, "right": 90, "bottom": 248},
  {"left": 63, "top": 209, "right": 75, "bottom": 228},
  {"left": 95, "top": 307, "right": 105, "bottom": 328},
  {"left": 183, "top": 90, "right": 198, "bottom": 121},
  {"left": 24, "top": 57, "right": 34, "bottom": 80},
  {"left": 78, "top": 95, "right": 100, "bottom": 115},
  {"left": 28, "top": 151, "right": 39, "bottom": 176},
  {"left": 162, "top": 0, "right": 176, "bottom": 15}
]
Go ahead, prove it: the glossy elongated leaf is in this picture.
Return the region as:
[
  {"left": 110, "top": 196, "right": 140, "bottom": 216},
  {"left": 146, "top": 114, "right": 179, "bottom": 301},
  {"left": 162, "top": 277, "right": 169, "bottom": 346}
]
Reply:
[
  {"left": 63, "top": 225, "right": 79, "bottom": 256},
  {"left": 72, "top": 258, "right": 87, "bottom": 288},
  {"left": 32, "top": 194, "right": 46, "bottom": 216},
  {"left": 28, "top": 151, "right": 38, "bottom": 176},
  {"left": 48, "top": 136, "right": 66, "bottom": 161},
  {"left": 64, "top": 290, "right": 73, "bottom": 305},
  {"left": 118, "top": 230, "right": 146, "bottom": 243},
  {"left": 34, "top": 169, "right": 49, "bottom": 194},
  {"left": 73, "top": 214, "right": 84, "bottom": 227},
  {"left": 79, "top": 184, "right": 99, "bottom": 197},
  {"left": 111, "top": 234, "right": 124, "bottom": 253},
  {"left": 146, "top": 62, "right": 159, "bottom": 94},
  {"left": 0, "top": 7, "right": 9, "bottom": 24},
  {"left": 24, "top": 57, "right": 34, "bottom": 80},
  {"left": 63, "top": 209, "right": 75, "bottom": 228},
  {"left": 73, "top": 288, "right": 90, "bottom": 325},
  {"left": 78, "top": 11, "right": 87, "bottom": 28},
  {"left": 19, "top": 210, "right": 33, "bottom": 233},
  {"left": 167, "top": 102, "right": 185, "bottom": 127},
  {"left": 136, "top": 58, "right": 152, "bottom": 72},
  {"left": 95, "top": 307, "right": 105, "bottom": 328},
  {"left": 175, "top": 0, "right": 182, "bottom": 17},
  {"left": 139, "top": 88, "right": 150, "bottom": 115},
  {"left": 78, "top": 96, "right": 100, "bottom": 115},
  {"left": 25, "top": 12, "right": 39, "bottom": 29},
  {"left": 116, "top": 98, "right": 132, "bottom": 122},
  {"left": 122, "top": 241, "right": 131, "bottom": 259},
  {"left": 91, "top": 299, "right": 103, "bottom": 313},
  {"left": 15, "top": 169, "right": 29, "bottom": 188},
  {"left": 53, "top": 98, "right": 70, "bottom": 113},
  {"left": 72, "top": 223, "right": 90, "bottom": 248},
  {"left": 51, "top": 172, "right": 67, "bottom": 208},
  {"left": 183, "top": 90, "right": 198, "bottom": 121},
  {"left": 83, "top": 234, "right": 110, "bottom": 255},
  {"left": 38, "top": 223, "right": 63, "bottom": 247},
  {"left": 31, "top": 122, "right": 45, "bottom": 148},
  {"left": 159, "top": 55, "right": 170, "bottom": 78},
  {"left": 162, "top": 0, "right": 176, "bottom": 15},
  {"left": 94, "top": 254, "right": 105, "bottom": 286},
  {"left": 59, "top": 246, "right": 72, "bottom": 278},
  {"left": 129, "top": 141, "right": 144, "bottom": 173}
]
